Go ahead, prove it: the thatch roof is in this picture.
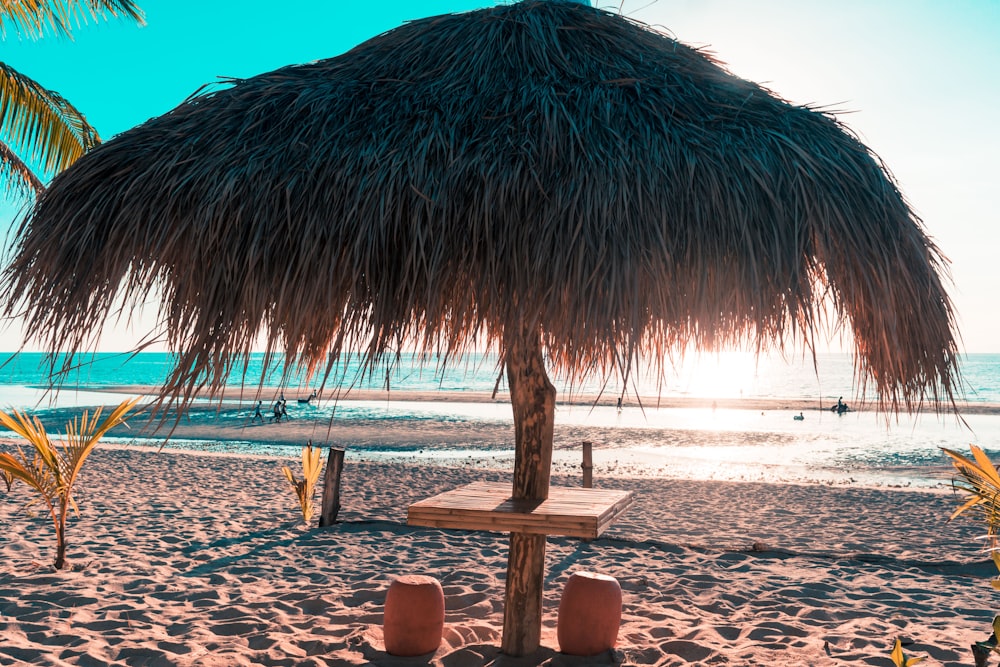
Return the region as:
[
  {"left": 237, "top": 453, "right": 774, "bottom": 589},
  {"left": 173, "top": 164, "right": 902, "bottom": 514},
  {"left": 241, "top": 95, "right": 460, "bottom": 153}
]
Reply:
[{"left": 3, "top": 0, "right": 960, "bottom": 410}]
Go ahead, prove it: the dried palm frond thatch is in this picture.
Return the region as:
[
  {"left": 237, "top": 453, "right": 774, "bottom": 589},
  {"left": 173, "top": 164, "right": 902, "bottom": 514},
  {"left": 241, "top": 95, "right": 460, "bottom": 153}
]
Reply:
[{"left": 3, "top": 1, "right": 958, "bottom": 413}]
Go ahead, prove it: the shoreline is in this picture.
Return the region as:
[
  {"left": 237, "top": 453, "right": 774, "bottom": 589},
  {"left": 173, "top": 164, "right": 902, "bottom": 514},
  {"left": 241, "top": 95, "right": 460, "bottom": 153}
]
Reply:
[
  {"left": 0, "top": 406, "right": 969, "bottom": 496},
  {"left": 9, "top": 383, "right": 991, "bottom": 492},
  {"left": 76, "top": 383, "right": 1000, "bottom": 415}
]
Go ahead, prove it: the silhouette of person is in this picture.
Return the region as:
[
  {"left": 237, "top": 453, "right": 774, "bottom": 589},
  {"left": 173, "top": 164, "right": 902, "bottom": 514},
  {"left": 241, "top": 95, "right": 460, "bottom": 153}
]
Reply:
[{"left": 251, "top": 401, "right": 264, "bottom": 424}]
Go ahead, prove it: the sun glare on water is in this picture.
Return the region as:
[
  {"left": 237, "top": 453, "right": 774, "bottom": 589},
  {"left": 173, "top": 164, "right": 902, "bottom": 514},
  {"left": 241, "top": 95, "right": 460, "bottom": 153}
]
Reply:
[{"left": 669, "top": 351, "right": 760, "bottom": 399}]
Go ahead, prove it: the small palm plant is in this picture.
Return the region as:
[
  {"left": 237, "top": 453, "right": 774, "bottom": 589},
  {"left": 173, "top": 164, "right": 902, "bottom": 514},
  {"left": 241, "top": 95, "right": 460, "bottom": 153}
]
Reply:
[
  {"left": 1, "top": 467, "right": 13, "bottom": 492},
  {"left": 943, "top": 445, "right": 1000, "bottom": 545},
  {"left": 0, "top": 398, "right": 138, "bottom": 569},
  {"left": 943, "top": 445, "right": 1000, "bottom": 663},
  {"left": 890, "top": 638, "right": 924, "bottom": 666},
  {"left": 282, "top": 442, "right": 323, "bottom": 524}
]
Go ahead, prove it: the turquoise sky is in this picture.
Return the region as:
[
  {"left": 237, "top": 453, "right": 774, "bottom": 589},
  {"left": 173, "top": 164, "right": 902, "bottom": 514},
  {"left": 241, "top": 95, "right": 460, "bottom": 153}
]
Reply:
[{"left": 1, "top": 0, "right": 998, "bottom": 352}]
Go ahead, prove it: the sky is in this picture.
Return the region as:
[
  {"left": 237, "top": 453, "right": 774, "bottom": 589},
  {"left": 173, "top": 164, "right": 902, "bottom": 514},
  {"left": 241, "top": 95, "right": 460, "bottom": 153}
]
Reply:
[{"left": 0, "top": 0, "right": 997, "bottom": 353}]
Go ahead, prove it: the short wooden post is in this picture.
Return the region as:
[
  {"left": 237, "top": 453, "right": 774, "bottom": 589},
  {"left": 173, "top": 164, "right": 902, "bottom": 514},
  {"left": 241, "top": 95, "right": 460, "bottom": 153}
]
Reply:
[
  {"left": 319, "top": 447, "right": 345, "bottom": 527},
  {"left": 582, "top": 441, "right": 593, "bottom": 488},
  {"left": 972, "top": 642, "right": 991, "bottom": 667}
]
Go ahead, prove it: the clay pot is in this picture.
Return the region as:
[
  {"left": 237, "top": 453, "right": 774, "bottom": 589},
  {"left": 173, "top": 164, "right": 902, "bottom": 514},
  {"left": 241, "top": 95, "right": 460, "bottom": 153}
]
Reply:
[
  {"left": 557, "top": 571, "right": 622, "bottom": 656},
  {"left": 383, "top": 575, "right": 445, "bottom": 656}
]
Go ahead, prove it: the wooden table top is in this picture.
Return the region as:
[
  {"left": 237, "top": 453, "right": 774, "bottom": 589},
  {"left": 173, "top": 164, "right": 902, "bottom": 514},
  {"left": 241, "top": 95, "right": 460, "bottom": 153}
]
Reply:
[{"left": 407, "top": 481, "right": 634, "bottom": 539}]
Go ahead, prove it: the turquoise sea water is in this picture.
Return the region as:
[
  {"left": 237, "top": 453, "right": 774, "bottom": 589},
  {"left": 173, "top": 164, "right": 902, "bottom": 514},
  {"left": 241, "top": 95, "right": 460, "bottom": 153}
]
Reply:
[
  {"left": 1, "top": 352, "right": 998, "bottom": 488},
  {"left": 3, "top": 351, "right": 998, "bottom": 402}
]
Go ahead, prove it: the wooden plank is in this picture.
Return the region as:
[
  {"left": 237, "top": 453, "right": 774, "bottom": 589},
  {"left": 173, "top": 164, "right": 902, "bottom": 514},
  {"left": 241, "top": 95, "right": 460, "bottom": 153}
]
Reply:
[{"left": 407, "top": 482, "right": 634, "bottom": 539}]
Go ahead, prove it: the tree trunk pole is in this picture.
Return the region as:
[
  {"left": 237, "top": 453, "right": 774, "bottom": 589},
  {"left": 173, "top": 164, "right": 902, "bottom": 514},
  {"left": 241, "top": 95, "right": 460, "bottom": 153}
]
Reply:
[
  {"left": 55, "top": 512, "right": 67, "bottom": 570},
  {"left": 501, "top": 326, "right": 556, "bottom": 657},
  {"left": 319, "top": 447, "right": 345, "bottom": 527}
]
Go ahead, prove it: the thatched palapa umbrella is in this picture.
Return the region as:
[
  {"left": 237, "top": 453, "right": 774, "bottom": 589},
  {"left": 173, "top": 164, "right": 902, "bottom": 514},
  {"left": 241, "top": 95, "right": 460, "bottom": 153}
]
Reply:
[{"left": 3, "top": 0, "right": 960, "bottom": 656}]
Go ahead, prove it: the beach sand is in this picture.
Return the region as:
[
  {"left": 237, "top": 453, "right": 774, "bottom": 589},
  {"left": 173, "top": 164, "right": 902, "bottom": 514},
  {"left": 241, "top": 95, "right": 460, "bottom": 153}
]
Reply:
[{"left": 1, "top": 418, "right": 994, "bottom": 666}]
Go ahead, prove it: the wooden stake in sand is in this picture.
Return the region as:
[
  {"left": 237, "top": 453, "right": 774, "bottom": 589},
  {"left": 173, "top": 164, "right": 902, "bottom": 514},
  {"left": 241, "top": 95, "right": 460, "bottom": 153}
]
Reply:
[
  {"left": 319, "top": 448, "right": 345, "bottom": 527},
  {"left": 582, "top": 441, "right": 593, "bottom": 488}
]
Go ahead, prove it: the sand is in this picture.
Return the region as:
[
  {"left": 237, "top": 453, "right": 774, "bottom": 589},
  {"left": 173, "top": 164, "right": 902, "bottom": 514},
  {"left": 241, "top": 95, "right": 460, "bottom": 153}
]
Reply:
[{"left": 1, "top": 417, "right": 994, "bottom": 667}]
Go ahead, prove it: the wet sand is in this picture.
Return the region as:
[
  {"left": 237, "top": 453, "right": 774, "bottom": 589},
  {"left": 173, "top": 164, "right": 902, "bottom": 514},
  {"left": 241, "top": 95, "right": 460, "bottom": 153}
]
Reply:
[{"left": 84, "top": 384, "right": 1000, "bottom": 414}]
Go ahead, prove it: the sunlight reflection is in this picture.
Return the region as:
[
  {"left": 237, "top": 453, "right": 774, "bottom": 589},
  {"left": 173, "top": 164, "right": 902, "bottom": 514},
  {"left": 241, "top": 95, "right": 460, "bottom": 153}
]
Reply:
[
  {"left": 570, "top": 350, "right": 838, "bottom": 403},
  {"left": 670, "top": 351, "right": 759, "bottom": 399}
]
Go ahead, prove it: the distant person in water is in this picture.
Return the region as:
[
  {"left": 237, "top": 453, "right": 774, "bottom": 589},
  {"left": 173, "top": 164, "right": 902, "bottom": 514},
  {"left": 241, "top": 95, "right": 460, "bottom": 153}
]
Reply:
[
  {"left": 617, "top": 396, "right": 622, "bottom": 412},
  {"left": 794, "top": 412, "right": 804, "bottom": 421}
]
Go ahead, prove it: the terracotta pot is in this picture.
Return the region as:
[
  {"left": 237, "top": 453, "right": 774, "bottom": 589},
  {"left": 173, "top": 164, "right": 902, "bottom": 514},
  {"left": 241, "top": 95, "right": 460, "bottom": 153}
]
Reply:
[
  {"left": 557, "top": 571, "right": 622, "bottom": 656},
  {"left": 383, "top": 575, "right": 445, "bottom": 656}
]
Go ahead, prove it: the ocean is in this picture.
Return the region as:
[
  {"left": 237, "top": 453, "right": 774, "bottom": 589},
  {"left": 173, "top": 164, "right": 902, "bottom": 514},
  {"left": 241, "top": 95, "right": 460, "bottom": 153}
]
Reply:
[{"left": 1, "top": 351, "right": 998, "bottom": 489}]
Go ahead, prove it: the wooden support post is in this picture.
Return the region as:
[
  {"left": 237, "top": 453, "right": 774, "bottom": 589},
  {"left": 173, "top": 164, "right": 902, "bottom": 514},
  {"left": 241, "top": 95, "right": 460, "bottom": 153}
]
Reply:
[
  {"left": 582, "top": 441, "right": 593, "bottom": 488},
  {"left": 501, "top": 326, "right": 556, "bottom": 657},
  {"left": 503, "top": 532, "right": 546, "bottom": 653},
  {"left": 319, "top": 447, "right": 345, "bottom": 527}
]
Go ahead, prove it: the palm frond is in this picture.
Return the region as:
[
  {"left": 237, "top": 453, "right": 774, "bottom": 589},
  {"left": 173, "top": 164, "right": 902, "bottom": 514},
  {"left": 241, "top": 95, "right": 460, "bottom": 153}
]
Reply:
[
  {"left": 943, "top": 446, "right": 1000, "bottom": 540},
  {"left": 0, "top": 0, "right": 144, "bottom": 39},
  {"left": 0, "top": 62, "right": 100, "bottom": 181},
  {"left": 0, "top": 446, "right": 56, "bottom": 502},
  {"left": 301, "top": 444, "right": 322, "bottom": 487},
  {"left": 0, "top": 141, "right": 45, "bottom": 198},
  {"left": 0, "top": 410, "right": 60, "bottom": 501},
  {"left": 890, "top": 639, "right": 924, "bottom": 666},
  {"left": 60, "top": 397, "right": 137, "bottom": 494}
]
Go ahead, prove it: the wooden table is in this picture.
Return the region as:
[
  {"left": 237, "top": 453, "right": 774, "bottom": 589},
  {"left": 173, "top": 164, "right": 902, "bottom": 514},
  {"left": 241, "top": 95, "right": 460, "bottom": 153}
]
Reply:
[{"left": 407, "top": 481, "right": 634, "bottom": 540}]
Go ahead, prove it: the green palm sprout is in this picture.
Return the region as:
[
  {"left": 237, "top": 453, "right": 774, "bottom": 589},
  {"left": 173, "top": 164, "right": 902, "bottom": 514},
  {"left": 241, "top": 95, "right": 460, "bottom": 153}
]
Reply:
[
  {"left": 890, "top": 639, "right": 924, "bottom": 666},
  {"left": 943, "top": 447, "right": 1000, "bottom": 661},
  {"left": 943, "top": 445, "right": 1000, "bottom": 547},
  {"left": 890, "top": 638, "right": 924, "bottom": 666},
  {"left": 282, "top": 442, "right": 323, "bottom": 524},
  {"left": 0, "top": 398, "right": 138, "bottom": 569},
  {"left": 944, "top": 445, "right": 1000, "bottom": 584}
]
